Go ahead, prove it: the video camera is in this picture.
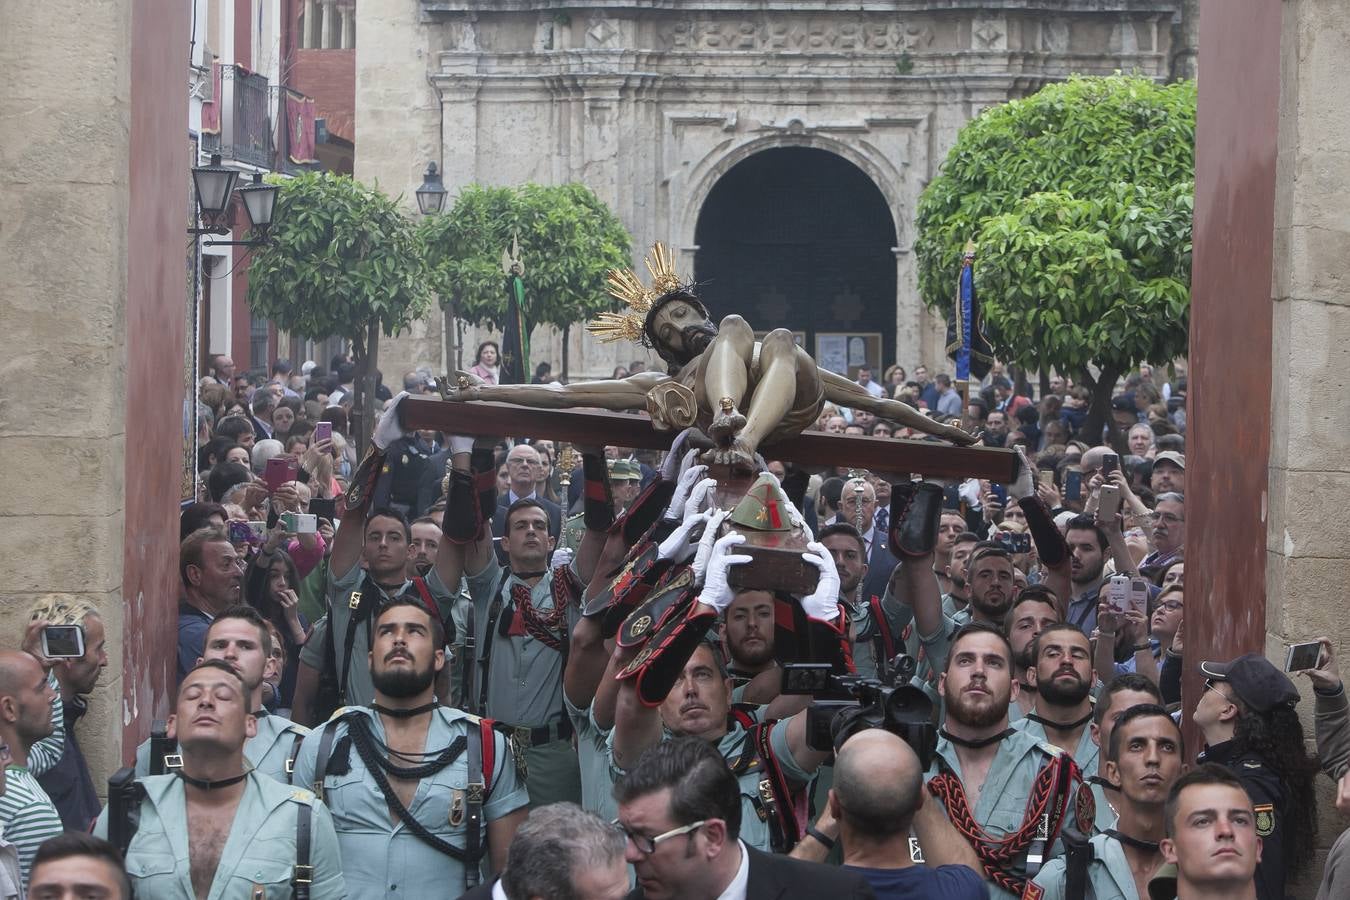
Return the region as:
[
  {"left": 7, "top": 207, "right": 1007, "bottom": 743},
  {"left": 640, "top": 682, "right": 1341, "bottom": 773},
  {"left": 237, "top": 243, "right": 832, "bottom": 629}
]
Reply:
[{"left": 780, "top": 656, "right": 937, "bottom": 770}]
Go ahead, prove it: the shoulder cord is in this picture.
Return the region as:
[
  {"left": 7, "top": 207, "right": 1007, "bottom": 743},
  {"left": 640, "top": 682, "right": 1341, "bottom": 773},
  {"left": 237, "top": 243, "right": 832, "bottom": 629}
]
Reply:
[
  {"left": 346, "top": 716, "right": 471, "bottom": 862},
  {"left": 349, "top": 714, "right": 466, "bottom": 780},
  {"left": 926, "top": 753, "right": 1075, "bottom": 896}
]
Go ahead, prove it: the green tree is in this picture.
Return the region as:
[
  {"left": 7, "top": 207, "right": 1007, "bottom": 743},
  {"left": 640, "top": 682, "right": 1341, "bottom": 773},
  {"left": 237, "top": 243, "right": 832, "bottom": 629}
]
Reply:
[
  {"left": 247, "top": 171, "right": 432, "bottom": 455},
  {"left": 916, "top": 74, "right": 1195, "bottom": 444},
  {"left": 420, "top": 182, "right": 632, "bottom": 379}
]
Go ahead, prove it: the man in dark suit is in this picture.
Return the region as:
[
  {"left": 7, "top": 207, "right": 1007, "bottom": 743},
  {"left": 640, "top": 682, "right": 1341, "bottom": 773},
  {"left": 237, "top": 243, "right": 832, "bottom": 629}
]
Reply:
[
  {"left": 614, "top": 738, "right": 876, "bottom": 900},
  {"left": 832, "top": 477, "right": 897, "bottom": 605},
  {"left": 493, "top": 443, "right": 563, "bottom": 540},
  {"left": 457, "top": 802, "right": 628, "bottom": 900}
]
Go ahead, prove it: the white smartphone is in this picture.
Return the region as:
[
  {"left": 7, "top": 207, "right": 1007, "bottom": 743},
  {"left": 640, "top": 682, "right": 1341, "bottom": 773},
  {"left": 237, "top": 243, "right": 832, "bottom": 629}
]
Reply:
[
  {"left": 1286, "top": 640, "right": 1322, "bottom": 672},
  {"left": 1127, "top": 577, "right": 1151, "bottom": 616},
  {"left": 42, "top": 625, "right": 86, "bottom": 658},
  {"left": 1105, "top": 575, "right": 1130, "bottom": 613}
]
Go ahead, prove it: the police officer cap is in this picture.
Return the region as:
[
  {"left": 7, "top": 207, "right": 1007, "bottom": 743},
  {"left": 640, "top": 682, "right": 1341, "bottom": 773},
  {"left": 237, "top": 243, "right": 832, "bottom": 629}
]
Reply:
[{"left": 1199, "top": 652, "right": 1300, "bottom": 713}]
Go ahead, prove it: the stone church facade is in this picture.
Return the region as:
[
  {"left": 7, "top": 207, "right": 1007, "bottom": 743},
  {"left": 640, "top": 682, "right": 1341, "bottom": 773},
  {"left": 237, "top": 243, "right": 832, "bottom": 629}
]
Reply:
[{"left": 357, "top": 1, "right": 1195, "bottom": 380}]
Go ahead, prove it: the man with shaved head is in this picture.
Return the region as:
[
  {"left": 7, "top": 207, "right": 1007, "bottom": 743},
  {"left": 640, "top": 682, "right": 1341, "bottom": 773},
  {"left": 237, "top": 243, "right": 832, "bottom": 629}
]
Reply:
[
  {"left": 826, "top": 729, "right": 986, "bottom": 898},
  {"left": 0, "top": 624, "right": 65, "bottom": 884},
  {"left": 96, "top": 660, "right": 345, "bottom": 898}
]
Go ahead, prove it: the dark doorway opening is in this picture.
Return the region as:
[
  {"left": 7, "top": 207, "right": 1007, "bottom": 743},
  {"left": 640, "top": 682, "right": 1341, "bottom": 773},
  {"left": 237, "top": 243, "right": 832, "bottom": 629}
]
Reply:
[{"left": 694, "top": 147, "right": 898, "bottom": 376}]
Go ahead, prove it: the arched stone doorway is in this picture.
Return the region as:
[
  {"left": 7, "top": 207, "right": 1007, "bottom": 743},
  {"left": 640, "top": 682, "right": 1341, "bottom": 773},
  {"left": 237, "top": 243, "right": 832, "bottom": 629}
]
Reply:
[{"left": 694, "top": 147, "right": 899, "bottom": 377}]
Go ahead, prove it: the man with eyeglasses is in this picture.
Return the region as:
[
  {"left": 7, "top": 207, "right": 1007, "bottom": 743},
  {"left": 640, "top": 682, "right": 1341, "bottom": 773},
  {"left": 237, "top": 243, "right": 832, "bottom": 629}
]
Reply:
[
  {"left": 1139, "top": 492, "right": 1184, "bottom": 582},
  {"left": 612, "top": 737, "right": 876, "bottom": 899}
]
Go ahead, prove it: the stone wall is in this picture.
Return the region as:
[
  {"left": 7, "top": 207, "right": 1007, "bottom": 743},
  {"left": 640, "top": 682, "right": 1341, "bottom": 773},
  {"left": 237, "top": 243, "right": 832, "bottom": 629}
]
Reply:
[
  {"left": 357, "top": 1, "right": 1190, "bottom": 382},
  {"left": 1267, "top": 0, "right": 1350, "bottom": 888},
  {"left": 0, "top": 0, "right": 187, "bottom": 783}
]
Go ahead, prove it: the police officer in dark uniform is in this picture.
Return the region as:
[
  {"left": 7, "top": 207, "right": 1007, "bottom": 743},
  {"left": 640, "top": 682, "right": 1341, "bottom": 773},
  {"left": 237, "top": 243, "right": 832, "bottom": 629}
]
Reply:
[
  {"left": 376, "top": 429, "right": 440, "bottom": 517},
  {"left": 1194, "top": 652, "right": 1320, "bottom": 900}
]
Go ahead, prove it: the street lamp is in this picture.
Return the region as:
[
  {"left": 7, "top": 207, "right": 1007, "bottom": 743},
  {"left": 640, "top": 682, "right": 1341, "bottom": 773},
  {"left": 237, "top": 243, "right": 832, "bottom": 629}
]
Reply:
[
  {"left": 189, "top": 156, "right": 280, "bottom": 247},
  {"left": 190, "top": 154, "right": 239, "bottom": 233},
  {"left": 237, "top": 173, "right": 279, "bottom": 233},
  {"left": 415, "top": 161, "right": 447, "bottom": 215}
]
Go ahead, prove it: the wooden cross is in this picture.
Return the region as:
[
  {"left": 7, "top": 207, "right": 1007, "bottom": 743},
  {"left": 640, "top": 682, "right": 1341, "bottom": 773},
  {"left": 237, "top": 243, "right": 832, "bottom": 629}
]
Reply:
[{"left": 399, "top": 396, "right": 1019, "bottom": 482}]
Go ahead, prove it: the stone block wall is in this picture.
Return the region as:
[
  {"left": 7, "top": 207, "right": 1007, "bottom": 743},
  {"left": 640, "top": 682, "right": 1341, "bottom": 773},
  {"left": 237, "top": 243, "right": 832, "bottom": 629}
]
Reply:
[
  {"left": 1268, "top": 0, "right": 1350, "bottom": 889},
  {"left": 0, "top": 0, "right": 188, "bottom": 785}
]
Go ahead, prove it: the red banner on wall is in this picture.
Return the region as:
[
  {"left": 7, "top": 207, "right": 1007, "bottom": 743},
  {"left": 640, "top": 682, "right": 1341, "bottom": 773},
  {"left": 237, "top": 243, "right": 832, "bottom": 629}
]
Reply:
[
  {"left": 286, "top": 91, "right": 317, "bottom": 164},
  {"left": 200, "top": 61, "right": 222, "bottom": 134}
]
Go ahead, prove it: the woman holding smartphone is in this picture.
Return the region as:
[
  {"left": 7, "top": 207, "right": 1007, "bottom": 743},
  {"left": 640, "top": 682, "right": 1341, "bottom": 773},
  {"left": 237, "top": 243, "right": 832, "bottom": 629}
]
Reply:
[{"left": 245, "top": 544, "right": 310, "bottom": 710}]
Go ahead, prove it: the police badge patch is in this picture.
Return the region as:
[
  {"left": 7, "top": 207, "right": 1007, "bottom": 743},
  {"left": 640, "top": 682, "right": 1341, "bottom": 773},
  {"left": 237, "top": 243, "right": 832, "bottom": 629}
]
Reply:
[
  {"left": 1254, "top": 803, "right": 1275, "bottom": 837},
  {"left": 1075, "top": 781, "right": 1096, "bottom": 834}
]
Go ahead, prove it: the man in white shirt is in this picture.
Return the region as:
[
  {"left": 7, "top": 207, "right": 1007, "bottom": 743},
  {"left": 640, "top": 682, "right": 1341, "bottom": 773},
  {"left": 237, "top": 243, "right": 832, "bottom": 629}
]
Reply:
[{"left": 855, "top": 365, "right": 885, "bottom": 398}]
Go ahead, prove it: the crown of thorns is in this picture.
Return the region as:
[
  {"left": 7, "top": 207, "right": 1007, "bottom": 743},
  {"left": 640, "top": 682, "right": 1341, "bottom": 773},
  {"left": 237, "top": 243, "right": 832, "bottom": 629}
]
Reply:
[{"left": 587, "top": 242, "right": 691, "bottom": 344}]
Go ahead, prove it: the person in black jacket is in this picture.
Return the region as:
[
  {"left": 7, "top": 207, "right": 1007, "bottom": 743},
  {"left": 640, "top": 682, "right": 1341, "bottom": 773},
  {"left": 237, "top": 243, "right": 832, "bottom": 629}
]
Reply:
[
  {"left": 1193, "top": 653, "right": 1319, "bottom": 900},
  {"left": 613, "top": 738, "right": 876, "bottom": 900}
]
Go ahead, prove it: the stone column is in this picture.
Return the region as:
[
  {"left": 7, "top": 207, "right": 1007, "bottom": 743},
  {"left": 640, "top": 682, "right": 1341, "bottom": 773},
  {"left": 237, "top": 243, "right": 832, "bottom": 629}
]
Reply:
[
  {"left": 355, "top": 2, "right": 449, "bottom": 378},
  {"left": 1267, "top": 8, "right": 1350, "bottom": 886},
  {"left": 0, "top": 0, "right": 188, "bottom": 780}
]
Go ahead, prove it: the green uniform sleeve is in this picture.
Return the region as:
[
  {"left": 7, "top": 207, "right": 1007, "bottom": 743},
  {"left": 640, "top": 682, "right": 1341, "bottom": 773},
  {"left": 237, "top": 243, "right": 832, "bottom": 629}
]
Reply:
[
  {"left": 768, "top": 718, "right": 816, "bottom": 785},
  {"left": 306, "top": 799, "right": 349, "bottom": 899},
  {"left": 483, "top": 730, "right": 529, "bottom": 822},
  {"left": 1031, "top": 857, "right": 1068, "bottom": 900}
]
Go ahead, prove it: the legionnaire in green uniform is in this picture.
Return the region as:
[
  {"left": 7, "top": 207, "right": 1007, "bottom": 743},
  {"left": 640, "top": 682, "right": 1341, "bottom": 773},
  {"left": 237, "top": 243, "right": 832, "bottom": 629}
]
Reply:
[
  {"left": 292, "top": 393, "right": 461, "bottom": 725},
  {"left": 1005, "top": 587, "right": 1063, "bottom": 726},
  {"left": 925, "top": 624, "right": 1088, "bottom": 900},
  {"left": 136, "top": 607, "right": 309, "bottom": 783},
  {"left": 439, "top": 432, "right": 613, "bottom": 810},
  {"left": 608, "top": 459, "right": 642, "bottom": 515},
  {"left": 1156, "top": 765, "right": 1263, "bottom": 900},
  {"left": 1031, "top": 705, "right": 1183, "bottom": 900},
  {"left": 1013, "top": 625, "right": 1100, "bottom": 779},
  {"left": 1088, "top": 674, "right": 1165, "bottom": 836},
  {"left": 97, "top": 660, "right": 345, "bottom": 899},
  {"left": 609, "top": 519, "right": 844, "bottom": 855},
  {"left": 292, "top": 599, "right": 528, "bottom": 897}
]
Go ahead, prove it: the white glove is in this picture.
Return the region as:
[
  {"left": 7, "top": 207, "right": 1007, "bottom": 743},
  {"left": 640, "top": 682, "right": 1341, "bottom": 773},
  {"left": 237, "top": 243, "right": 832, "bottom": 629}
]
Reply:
[
  {"left": 800, "top": 541, "right": 842, "bottom": 622},
  {"left": 700, "top": 531, "right": 752, "bottom": 614},
  {"left": 551, "top": 547, "right": 575, "bottom": 570},
  {"left": 664, "top": 456, "right": 708, "bottom": 521},
  {"left": 657, "top": 512, "right": 710, "bottom": 564},
  {"left": 659, "top": 428, "right": 698, "bottom": 482},
  {"left": 958, "top": 478, "right": 983, "bottom": 509},
  {"left": 1006, "top": 446, "right": 1036, "bottom": 502},
  {"left": 372, "top": 391, "right": 409, "bottom": 451},
  {"left": 686, "top": 477, "right": 719, "bottom": 517},
  {"left": 448, "top": 434, "right": 474, "bottom": 455},
  {"left": 691, "top": 508, "right": 731, "bottom": 585}
]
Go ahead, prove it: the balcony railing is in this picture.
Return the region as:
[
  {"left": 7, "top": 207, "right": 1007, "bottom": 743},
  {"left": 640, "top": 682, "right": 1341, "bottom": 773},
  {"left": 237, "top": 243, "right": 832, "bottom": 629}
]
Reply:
[{"left": 203, "top": 65, "right": 273, "bottom": 170}]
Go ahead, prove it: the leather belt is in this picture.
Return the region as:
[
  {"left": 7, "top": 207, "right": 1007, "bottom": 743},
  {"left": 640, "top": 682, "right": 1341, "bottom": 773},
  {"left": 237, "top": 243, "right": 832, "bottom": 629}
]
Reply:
[{"left": 494, "top": 718, "right": 574, "bottom": 749}]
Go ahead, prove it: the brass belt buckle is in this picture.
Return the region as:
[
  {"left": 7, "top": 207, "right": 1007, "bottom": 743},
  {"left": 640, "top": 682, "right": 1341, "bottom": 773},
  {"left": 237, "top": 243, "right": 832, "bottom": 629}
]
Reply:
[
  {"left": 450, "top": 789, "right": 465, "bottom": 826},
  {"left": 514, "top": 725, "right": 533, "bottom": 749},
  {"left": 757, "top": 778, "right": 777, "bottom": 818},
  {"left": 467, "top": 780, "right": 485, "bottom": 804}
]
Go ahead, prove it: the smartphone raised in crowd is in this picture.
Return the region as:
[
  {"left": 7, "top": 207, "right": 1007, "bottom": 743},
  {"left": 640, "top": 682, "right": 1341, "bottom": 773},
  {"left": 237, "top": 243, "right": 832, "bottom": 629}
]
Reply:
[
  {"left": 1127, "top": 577, "right": 1150, "bottom": 616},
  {"left": 1064, "top": 470, "right": 1083, "bottom": 502},
  {"left": 1102, "top": 453, "right": 1120, "bottom": 475},
  {"left": 1285, "top": 640, "right": 1322, "bottom": 672},
  {"left": 42, "top": 624, "right": 85, "bottom": 659},
  {"left": 264, "top": 456, "right": 299, "bottom": 492},
  {"left": 314, "top": 421, "right": 333, "bottom": 444},
  {"left": 1105, "top": 575, "right": 1131, "bottom": 613},
  {"left": 1098, "top": 484, "right": 1122, "bottom": 522}
]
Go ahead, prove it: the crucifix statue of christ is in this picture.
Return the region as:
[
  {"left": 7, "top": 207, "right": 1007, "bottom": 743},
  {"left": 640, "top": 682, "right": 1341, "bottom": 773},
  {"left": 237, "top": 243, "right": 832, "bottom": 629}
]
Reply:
[{"left": 441, "top": 242, "right": 976, "bottom": 472}]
